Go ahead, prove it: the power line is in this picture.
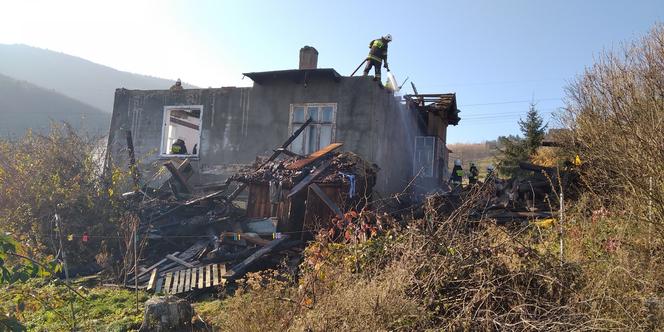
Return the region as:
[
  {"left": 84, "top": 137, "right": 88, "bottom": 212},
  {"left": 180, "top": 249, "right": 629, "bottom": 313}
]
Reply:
[
  {"left": 423, "top": 77, "right": 567, "bottom": 88},
  {"left": 459, "top": 97, "right": 561, "bottom": 107}
]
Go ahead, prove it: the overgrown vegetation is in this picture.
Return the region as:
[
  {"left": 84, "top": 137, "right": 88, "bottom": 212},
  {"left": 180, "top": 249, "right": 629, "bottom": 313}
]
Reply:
[
  {"left": 0, "top": 123, "right": 133, "bottom": 271},
  {"left": 195, "top": 25, "right": 664, "bottom": 331}
]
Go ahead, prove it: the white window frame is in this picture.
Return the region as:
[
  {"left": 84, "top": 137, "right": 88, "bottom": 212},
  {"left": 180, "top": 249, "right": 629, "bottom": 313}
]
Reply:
[
  {"left": 160, "top": 105, "right": 204, "bottom": 158},
  {"left": 288, "top": 103, "right": 337, "bottom": 155},
  {"left": 414, "top": 136, "right": 437, "bottom": 178}
]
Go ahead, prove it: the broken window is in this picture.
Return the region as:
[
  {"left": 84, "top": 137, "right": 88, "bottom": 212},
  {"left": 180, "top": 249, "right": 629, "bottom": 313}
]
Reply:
[
  {"left": 414, "top": 136, "right": 437, "bottom": 177},
  {"left": 289, "top": 103, "right": 336, "bottom": 155},
  {"left": 160, "top": 105, "right": 203, "bottom": 157}
]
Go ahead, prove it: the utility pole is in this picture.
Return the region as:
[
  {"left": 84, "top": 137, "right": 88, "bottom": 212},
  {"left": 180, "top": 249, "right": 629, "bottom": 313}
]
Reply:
[{"left": 55, "top": 214, "right": 76, "bottom": 331}]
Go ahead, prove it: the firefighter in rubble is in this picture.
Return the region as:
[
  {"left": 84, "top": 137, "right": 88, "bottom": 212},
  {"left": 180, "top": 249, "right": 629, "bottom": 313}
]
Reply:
[
  {"left": 170, "top": 138, "right": 188, "bottom": 155},
  {"left": 468, "top": 162, "right": 479, "bottom": 185},
  {"left": 363, "top": 34, "right": 392, "bottom": 81},
  {"left": 450, "top": 159, "right": 464, "bottom": 192}
]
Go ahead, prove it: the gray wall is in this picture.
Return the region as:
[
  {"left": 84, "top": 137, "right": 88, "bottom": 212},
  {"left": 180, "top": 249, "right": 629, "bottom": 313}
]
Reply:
[{"left": 107, "top": 75, "right": 425, "bottom": 194}]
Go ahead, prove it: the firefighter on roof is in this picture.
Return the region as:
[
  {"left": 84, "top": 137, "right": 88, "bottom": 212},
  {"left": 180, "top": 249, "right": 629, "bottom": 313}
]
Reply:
[{"left": 363, "top": 34, "right": 392, "bottom": 81}]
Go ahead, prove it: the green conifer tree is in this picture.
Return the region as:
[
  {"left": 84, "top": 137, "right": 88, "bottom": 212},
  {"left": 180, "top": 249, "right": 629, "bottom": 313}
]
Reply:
[{"left": 495, "top": 103, "right": 547, "bottom": 176}]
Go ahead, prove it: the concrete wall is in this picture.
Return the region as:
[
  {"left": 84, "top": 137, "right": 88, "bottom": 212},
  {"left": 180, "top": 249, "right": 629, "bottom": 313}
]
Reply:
[{"left": 107, "top": 75, "right": 427, "bottom": 194}]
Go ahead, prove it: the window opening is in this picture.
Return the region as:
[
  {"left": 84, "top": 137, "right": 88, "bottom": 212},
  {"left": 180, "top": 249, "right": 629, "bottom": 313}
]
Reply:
[
  {"left": 160, "top": 105, "right": 203, "bottom": 157},
  {"left": 414, "top": 136, "right": 436, "bottom": 177},
  {"left": 289, "top": 103, "right": 337, "bottom": 155}
]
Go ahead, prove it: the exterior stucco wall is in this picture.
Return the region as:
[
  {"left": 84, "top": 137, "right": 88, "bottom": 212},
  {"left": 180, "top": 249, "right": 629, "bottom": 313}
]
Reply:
[{"left": 106, "top": 75, "right": 429, "bottom": 194}]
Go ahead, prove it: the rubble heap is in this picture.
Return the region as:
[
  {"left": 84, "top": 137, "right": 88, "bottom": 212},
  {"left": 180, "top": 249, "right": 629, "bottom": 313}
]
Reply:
[{"left": 233, "top": 151, "right": 378, "bottom": 188}]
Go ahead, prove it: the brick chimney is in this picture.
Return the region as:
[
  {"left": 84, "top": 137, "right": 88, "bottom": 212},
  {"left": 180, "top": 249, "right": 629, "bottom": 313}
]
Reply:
[{"left": 299, "top": 46, "right": 318, "bottom": 70}]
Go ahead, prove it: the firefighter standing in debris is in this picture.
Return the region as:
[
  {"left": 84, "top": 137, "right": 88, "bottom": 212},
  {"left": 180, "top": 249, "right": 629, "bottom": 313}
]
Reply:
[
  {"left": 468, "top": 162, "right": 479, "bottom": 185},
  {"left": 171, "top": 138, "right": 188, "bottom": 154},
  {"left": 363, "top": 34, "right": 392, "bottom": 81},
  {"left": 450, "top": 159, "right": 464, "bottom": 192}
]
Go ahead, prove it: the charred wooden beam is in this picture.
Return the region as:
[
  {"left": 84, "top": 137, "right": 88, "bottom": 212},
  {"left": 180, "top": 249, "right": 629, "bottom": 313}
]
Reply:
[
  {"left": 164, "top": 161, "right": 194, "bottom": 194},
  {"left": 227, "top": 118, "right": 313, "bottom": 201},
  {"left": 125, "top": 130, "right": 140, "bottom": 189},
  {"left": 223, "top": 235, "right": 289, "bottom": 280}
]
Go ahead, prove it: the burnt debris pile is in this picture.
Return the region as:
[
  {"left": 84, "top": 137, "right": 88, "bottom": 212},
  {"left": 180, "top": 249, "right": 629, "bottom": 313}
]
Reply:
[{"left": 121, "top": 122, "right": 378, "bottom": 296}]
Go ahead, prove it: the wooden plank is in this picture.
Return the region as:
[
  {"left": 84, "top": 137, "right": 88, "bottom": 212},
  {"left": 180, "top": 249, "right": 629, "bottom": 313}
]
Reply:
[
  {"left": 198, "top": 266, "right": 205, "bottom": 289},
  {"left": 309, "top": 183, "right": 344, "bottom": 219},
  {"left": 286, "top": 143, "right": 343, "bottom": 170},
  {"left": 171, "top": 271, "right": 180, "bottom": 294},
  {"left": 155, "top": 276, "right": 164, "bottom": 293},
  {"left": 212, "top": 264, "right": 219, "bottom": 286},
  {"left": 206, "top": 265, "right": 212, "bottom": 287},
  {"left": 189, "top": 268, "right": 197, "bottom": 289},
  {"left": 130, "top": 251, "right": 180, "bottom": 283},
  {"left": 177, "top": 270, "right": 185, "bottom": 293},
  {"left": 224, "top": 235, "right": 289, "bottom": 279},
  {"left": 166, "top": 254, "right": 196, "bottom": 268},
  {"left": 184, "top": 269, "right": 191, "bottom": 292},
  {"left": 164, "top": 161, "right": 194, "bottom": 194},
  {"left": 147, "top": 268, "right": 158, "bottom": 291},
  {"left": 218, "top": 265, "right": 226, "bottom": 285},
  {"left": 287, "top": 159, "right": 332, "bottom": 199},
  {"left": 164, "top": 272, "right": 173, "bottom": 294}
]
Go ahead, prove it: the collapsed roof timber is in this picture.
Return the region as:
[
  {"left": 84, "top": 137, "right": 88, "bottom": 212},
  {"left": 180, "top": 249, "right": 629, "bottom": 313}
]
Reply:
[{"left": 105, "top": 46, "right": 462, "bottom": 294}]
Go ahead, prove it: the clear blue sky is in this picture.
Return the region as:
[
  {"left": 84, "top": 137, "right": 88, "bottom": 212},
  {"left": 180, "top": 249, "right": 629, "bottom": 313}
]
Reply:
[{"left": 2, "top": 0, "right": 663, "bottom": 143}]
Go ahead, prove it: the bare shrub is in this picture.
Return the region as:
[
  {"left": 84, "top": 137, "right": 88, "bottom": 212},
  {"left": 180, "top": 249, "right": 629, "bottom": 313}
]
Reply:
[
  {"left": 0, "top": 123, "right": 130, "bottom": 271},
  {"left": 561, "top": 24, "right": 664, "bottom": 228},
  {"left": 554, "top": 24, "right": 664, "bottom": 329}
]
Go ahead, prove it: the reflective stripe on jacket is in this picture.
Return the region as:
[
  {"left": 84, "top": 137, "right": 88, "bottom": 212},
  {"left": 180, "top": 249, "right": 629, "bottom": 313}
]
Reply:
[{"left": 367, "top": 39, "right": 388, "bottom": 62}]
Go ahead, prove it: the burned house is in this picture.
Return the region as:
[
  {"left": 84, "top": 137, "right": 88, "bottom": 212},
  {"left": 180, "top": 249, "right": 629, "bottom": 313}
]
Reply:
[{"left": 106, "top": 47, "right": 460, "bottom": 196}]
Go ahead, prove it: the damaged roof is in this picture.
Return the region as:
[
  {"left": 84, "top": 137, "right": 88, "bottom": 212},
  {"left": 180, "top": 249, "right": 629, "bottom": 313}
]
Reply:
[
  {"left": 243, "top": 68, "right": 341, "bottom": 85},
  {"left": 403, "top": 93, "right": 461, "bottom": 125}
]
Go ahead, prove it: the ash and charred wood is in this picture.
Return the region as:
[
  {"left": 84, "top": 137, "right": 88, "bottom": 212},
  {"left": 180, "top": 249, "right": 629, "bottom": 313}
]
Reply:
[
  {"left": 133, "top": 241, "right": 208, "bottom": 284},
  {"left": 129, "top": 251, "right": 180, "bottom": 282},
  {"left": 207, "top": 246, "right": 260, "bottom": 263},
  {"left": 164, "top": 161, "right": 194, "bottom": 194},
  {"left": 166, "top": 254, "right": 196, "bottom": 268},
  {"left": 224, "top": 235, "right": 289, "bottom": 280},
  {"left": 309, "top": 183, "right": 344, "bottom": 219},
  {"left": 227, "top": 118, "right": 313, "bottom": 201},
  {"left": 148, "top": 190, "right": 227, "bottom": 223},
  {"left": 287, "top": 159, "right": 332, "bottom": 199}
]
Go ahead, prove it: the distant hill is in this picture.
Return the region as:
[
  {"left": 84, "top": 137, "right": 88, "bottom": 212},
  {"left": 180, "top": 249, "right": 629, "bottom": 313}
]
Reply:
[
  {"left": 0, "top": 44, "right": 196, "bottom": 113},
  {"left": 0, "top": 73, "right": 110, "bottom": 137}
]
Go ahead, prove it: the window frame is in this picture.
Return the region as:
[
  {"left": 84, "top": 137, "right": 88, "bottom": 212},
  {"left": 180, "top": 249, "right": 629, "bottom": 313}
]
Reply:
[
  {"left": 159, "top": 105, "right": 204, "bottom": 158},
  {"left": 288, "top": 103, "right": 337, "bottom": 155},
  {"left": 413, "top": 136, "right": 437, "bottom": 178}
]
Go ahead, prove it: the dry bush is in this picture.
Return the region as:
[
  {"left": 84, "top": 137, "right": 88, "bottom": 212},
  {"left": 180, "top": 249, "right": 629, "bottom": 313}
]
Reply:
[
  {"left": 556, "top": 24, "right": 664, "bottom": 329},
  {"left": 561, "top": 24, "right": 664, "bottom": 227},
  {"left": 0, "top": 123, "right": 131, "bottom": 270},
  {"left": 205, "top": 187, "right": 593, "bottom": 331}
]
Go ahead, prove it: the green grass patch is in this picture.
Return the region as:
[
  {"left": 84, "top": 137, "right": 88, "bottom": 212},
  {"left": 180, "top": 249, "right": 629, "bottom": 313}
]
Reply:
[{"left": 1, "top": 279, "right": 147, "bottom": 331}]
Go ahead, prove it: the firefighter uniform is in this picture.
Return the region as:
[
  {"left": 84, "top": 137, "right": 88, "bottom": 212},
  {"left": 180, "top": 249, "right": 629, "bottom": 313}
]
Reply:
[{"left": 363, "top": 38, "right": 389, "bottom": 80}]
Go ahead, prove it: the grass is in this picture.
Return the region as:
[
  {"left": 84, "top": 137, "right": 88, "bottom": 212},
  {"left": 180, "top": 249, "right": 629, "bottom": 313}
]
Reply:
[{"left": 1, "top": 279, "right": 148, "bottom": 331}]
